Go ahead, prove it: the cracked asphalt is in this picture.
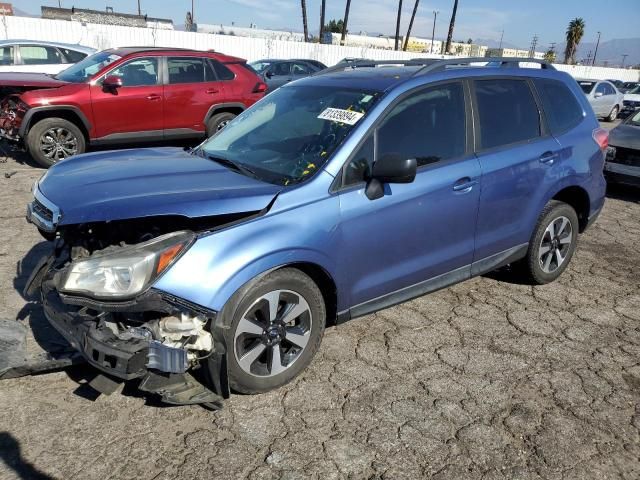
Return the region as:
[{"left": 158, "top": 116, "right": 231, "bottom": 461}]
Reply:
[{"left": 0, "top": 140, "right": 639, "bottom": 480}]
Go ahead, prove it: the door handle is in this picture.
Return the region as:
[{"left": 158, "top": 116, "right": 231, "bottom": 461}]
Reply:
[
  {"left": 453, "top": 177, "right": 478, "bottom": 193},
  {"left": 206, "top": 88, "right": 219, "bottom": 94},
  {"left": 146, "top": 94, "right": 161, "bottom": 101},
  {"left": 539, "top": 151, "right": 558, "bottom": 164}
]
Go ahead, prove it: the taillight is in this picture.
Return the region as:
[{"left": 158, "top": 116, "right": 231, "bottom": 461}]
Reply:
[
  {"left": 592, "top": 127, "right": 609, "bottom": 151},
  {"left": 252, "top": 82, "right": 267, "bottom": 94}
]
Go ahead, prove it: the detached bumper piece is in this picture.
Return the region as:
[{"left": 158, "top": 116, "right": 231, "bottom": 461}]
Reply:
[{"left": 40, "top": 272, "right": 228, "bottom": 408}]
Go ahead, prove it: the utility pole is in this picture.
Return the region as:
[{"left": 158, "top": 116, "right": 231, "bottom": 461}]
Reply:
[
  {"left": 301, "top": 0, "right": 309, "bottom": 42},
  {"left": 621, "top": 54, "right": 628, "bottom": 68},
  {"left": 430, "top": 10, "right": 438, "bottom": 53},
  {"left": 319, "top": 0, "right": 326, "bottom": 44},
  {"left": 592, "top": 31, "right": 601, "bottom": 66},
  {"left": 137, "top": 0, "right": 141, "bottom": 15},
  {"left": 340, "top": 0, "right": 351, "bottom": 46},
  {"left": 528, "top": 34, "right": 538, "bottom": 57},
  {"left": 585, "top": 50, "right": 592, "bottom": 66},
  {"left": 403, "top": 0, "right": 420, "bottom": 51},
  {"left": 191, "top": 0, "right": 194, "bottom": 26},
  {"left": 394, "top": 0, "right": 403, "bottom": 51},
  {"left": 498, "top": 29, "right": 504, "bottom": 49}
]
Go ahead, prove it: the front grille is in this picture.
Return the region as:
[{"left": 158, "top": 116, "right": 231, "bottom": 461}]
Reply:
[
  {"left": 32, "top": 198, "right": 53, "bottom": 222},
  {"left": 611, "top": 147, "right": 640, "bottom": 167}
]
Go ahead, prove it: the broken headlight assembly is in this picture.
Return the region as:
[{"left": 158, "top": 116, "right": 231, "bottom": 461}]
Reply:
[{"left": 61, "top": 231, "right": 195, "bottom": 299}]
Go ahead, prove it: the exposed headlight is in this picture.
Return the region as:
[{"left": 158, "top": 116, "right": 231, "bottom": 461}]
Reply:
[{"left": 61, "top": 231, "right": 194, "bottom": 299}]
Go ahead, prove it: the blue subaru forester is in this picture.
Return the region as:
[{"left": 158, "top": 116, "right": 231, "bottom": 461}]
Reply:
[{"left": 26, "top": 58, "right": 607, "bottom": 407}]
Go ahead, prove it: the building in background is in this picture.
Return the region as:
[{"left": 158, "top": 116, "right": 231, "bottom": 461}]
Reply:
[
  {"left": 486, "top": 47, "right": 545, "bottom": 59},
  {"left": 0, "top": 2, "right": 13, "bottom": 15},
  {"left": 41, "top": 6, "right": 173, "bottom": 30},
  {"left": 405, "top": 37, "right": 443, "bottom": 53}
]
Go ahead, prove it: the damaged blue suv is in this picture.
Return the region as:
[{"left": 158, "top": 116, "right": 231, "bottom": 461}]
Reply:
[{"left": 26, "top": 58, "right": 607, "bottom": 407}]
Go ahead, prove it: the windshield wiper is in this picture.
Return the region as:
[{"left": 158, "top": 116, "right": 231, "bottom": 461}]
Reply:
[{"left": 205, "top": 154, "right": 258, "bottom": 178}]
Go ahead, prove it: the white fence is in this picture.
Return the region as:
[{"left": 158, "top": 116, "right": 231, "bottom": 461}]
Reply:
[{"left": 2, "top": 15, "right": 639, "bottom": 81}]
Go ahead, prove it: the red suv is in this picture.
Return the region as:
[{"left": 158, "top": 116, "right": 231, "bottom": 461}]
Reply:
[{"left": 0, "top": 47, "right": 266, "bottom": 167}]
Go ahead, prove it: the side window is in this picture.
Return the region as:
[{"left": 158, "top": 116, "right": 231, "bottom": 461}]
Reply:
[
  {"left": 271, "top": 62, "right": 291, "bottom": 76},
  {"left": 0, "top": 46, "right": 13, "bottom": 65},
  {"left": 474, "top": 79, "right": 541, "bottom": 150},
  {"left": 605, "top": 84, "right": 615, "bottom": 95},
  {"left": 19, "top": 45, "right": 62, "bottom": 65},
  {"left": 60, "top": 48, "right": 87, "bottom": 63},
  {"left": 168, "top": 57, "right": 210, "bottom": 84},
  {"left": 343, "top": 135, "right": 374, "bottom": 187},
  {"left": 210, "top": 60, "right": 235, "bottom": 80},
  {"left": 108, "top": 58, "right": 159, "bottom": 87},
  {"left": 377, "top": 82, "right": 467, "bottom": 166},
  {"left": 595, "top": 83, "right": 607, "bottom": 95},
  {"left": 533, "top": 79, "right": 584, "bottom": 135},
  {"left": 292, "top": 62, "right": 313, "bottom": 75}
]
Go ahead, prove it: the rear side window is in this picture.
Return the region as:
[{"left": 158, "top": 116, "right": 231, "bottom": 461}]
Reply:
[
  {"left": 168, "top": 57, "right": 215, "bottom": 83},
  {"left": 474, "top": 79, "right": 541, "bottom": 150},
  {"left": 61, "top": 48, "right": 87, "bottom": 63},
  {"left": 19, "top": 45, "right": 63, "bottom": 65},
  {"left": 211, "top": 60, "right": 235, "bottom": 80},
  {"left": 0, "top": 46, "right": 13, "bottom": 65},
  {"left": 533, "top": 78, "right": 584, "bottom": 135}
]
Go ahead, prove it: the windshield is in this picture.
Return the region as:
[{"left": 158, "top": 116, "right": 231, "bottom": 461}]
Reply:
[
  {"left": 578, "top": 81, "right": 595, "bottom": 94},
  {"left": 198, "top": 85, "right": 380, "bottom": 185},
  {"left": 56, "top": 51, "right": 122, "bottom": 83},
  {"left": 628, "top": 86, "right": 640, "bottom": 95},
  {"left": 628, "top": 110, "right": 640, "bottom": 126},
  {"left": 249, "top": 61, "right": 272, "bottom": 74}
]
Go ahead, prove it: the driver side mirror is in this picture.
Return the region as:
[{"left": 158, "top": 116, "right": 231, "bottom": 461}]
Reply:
[
  {"left": 594, "top": 91, "right": 603, "bottom": 98},
  {"left": 265, "top": 71, "right": 274, "bottom": 79},
  {"left": 103, "top": 75, "right": 123, "bottom": 91},
  {"left": 365, "top": 153, "right": 417, "bottom": 200}
]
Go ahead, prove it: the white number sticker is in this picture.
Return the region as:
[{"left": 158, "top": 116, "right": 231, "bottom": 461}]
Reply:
[{"left": 317, "top": 108, "right": 364, "bottom": 125}]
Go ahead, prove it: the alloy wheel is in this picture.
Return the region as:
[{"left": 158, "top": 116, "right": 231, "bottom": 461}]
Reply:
[
  {"left": 40, "top": 127, "right": 78, "bottom": 162},
  {"left": 538, "top": 215, "right": 573, "bottom": 273},
  {"left": 234, "top": 289, "right": 313, "bottom": 377}
]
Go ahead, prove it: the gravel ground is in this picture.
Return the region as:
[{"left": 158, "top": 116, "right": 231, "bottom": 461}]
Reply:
[{"left": 0, "top": 139, "right": 639, "bottom": 480}]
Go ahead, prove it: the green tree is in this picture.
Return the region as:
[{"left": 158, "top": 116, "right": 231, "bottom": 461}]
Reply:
[
  {"left": 564, "top": 17, "right": 585, "bottom": 65},
  {"left": 543, "top": 49, "right": 556, "bottom": 63},
  {"left": 325, "top": 19, "right": 345, "bottom": 33}
]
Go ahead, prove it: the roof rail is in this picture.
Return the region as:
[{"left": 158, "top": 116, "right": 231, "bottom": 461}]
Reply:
[{"left": 316, "top": 57, "right": 555, "bottom": 77}]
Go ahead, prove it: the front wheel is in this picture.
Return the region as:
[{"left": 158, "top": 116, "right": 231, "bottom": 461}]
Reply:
[
  {"left": 221, "top": 268, "right": 326, "bottom": 394},
  {"left": 607, "top": 105, "right": 619, "bottom": 122},
  {"left": 26, "top": 117, "right": 86, "bottom": 168},
  {"left": 517, "top": 200, "right": 579, "bottom": 285}
]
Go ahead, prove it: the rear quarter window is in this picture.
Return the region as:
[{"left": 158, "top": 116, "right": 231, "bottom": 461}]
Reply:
[
  {"left": 533, "top": 78, "right": 584, "bottom": 135},
  {"left": 474, "top": 78, "right": 541, "bottom": 150},
  {"left": 210, "top": 60, "right": 235, "bottom": 80}
]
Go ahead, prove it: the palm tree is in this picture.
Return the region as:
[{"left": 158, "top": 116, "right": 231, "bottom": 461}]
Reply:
[
  {"left": 444, "top": 0, "right": 459, "bottom": 54},
  {"left": 319, "top": 0, "right": 326, "bottom": 43},
  {"left": 564, "top": 18, "right": 585, "bottom": 64},
  {"left": 394, "top": 0, "right": 403, "bottom": 50},
  {"left": 301, "top": 0, "right": 309, "bottom": 42},
  {"left": 403, "top": 0, "right": 420, "bottom": 51}
]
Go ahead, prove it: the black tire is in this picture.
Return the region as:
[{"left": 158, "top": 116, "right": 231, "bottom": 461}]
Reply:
[
  {"left": 26, "top": 117, "right": 86, "bottom": 168},
  {"left": 219, "top": 268, "right": 326, "bottom": 394},
  {"left": 606, "top": 105, "right": 619, "bottom": 122},
  {"left": 206, "top": 112, "right": 236, "bottom": 137},
  {"left": 517, "top": 200, "right": 579, "bottom": 285}
]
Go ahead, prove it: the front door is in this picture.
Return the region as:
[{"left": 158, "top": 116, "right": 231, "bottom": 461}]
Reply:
[
  {"left": 336, "top": 82, "right": 481, "bottom": 309},
  {"left": 90, "top": 56, "right": 164, "bottom": 140}
]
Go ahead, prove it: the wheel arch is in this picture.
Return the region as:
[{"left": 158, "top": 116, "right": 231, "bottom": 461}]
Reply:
[
  {"left": 550, "top": 185, "right": 591, "bottom": 233},
  {"left": 21, "top": 106, "right": 91, "bottom": 141},
  {"left": 204, "top": 103, "right": 246, "bottom": 123}
]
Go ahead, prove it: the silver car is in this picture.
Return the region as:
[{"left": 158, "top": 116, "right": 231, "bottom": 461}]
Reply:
[
  {"left": 577, "top": 78, "right": 624, "bottom": 122},
  {"left": 0, "top": 39, "right": 95, "bottom": 74}
]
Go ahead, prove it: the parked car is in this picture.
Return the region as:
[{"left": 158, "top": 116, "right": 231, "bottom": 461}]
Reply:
[
  {"left": 606, "top": 79, "right": 624, "bottom": 89},
  {"left": 25, "top": 58, "right": 606, "bottom": 406},
  {"left": 605, "top": 109, "right": 640, "bottom": 187},
  {"left": 621, "top": 85, "right": 640, "bottom": 117},
  {"left": 619, "top": 81, "right": 640, "bottom": 94},
  {"left": 577, "top": 79, "right": 624, "bottom": 121},
  {"left": 0, "top": 47, "right": 266, "bottom": 167},
  {"left": 0, "top": 40, "right": 95, "bottom": 74},
  {"left": 249, "top": 59, "right": 325, "bottom": 91}
]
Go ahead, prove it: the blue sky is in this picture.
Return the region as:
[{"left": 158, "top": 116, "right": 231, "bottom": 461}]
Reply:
[{"left": 18, "top": 0, "right": 640, "bottom": 49}]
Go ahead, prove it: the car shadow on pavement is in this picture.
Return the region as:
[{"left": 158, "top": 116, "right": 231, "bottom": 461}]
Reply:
[
  {"left": 606, "top": 183, "right": 640, "bottom": 203},
  {"left": 0, "top": 432, "right": 56, "bottom": 480}
]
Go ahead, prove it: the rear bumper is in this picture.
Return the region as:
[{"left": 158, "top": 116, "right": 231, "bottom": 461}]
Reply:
[{"left": 605, "top": 161, "right": 640, "bottom": 187}]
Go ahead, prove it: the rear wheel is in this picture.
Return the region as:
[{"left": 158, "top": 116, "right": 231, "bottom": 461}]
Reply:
[
  {"left": 27, "top": 117, "right": 86, "bottom": 168},
  {"left": 221, "top": 268, "right": 326, "bottom": 394},
  {"left": 607, "top": 105, "right": 619, "bottom": 122},
  {"left": 206, "top": 112, "right": 236, "bottom": 137},
  {"left": 517, "top": 200, "right": 579, "bottom": 285}
]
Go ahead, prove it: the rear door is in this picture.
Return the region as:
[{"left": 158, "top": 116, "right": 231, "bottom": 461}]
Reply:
[
  {"left": 290, "top": 61, "right": 315, "bottom": 82},
  {"left": 90, "top": 56, "right": 164, "bottom": 139},
  {"left": 163, "top": 56, "right": 226, "bottom": 137},
  {"left": 266, "top": 62, "right": 293, "bottom": 90},
  {"left": 472, "top": 77, "right": 562, "bottom": 262},
  {"left": 592, "top": 82, "right": 608, "bottom": 116}
]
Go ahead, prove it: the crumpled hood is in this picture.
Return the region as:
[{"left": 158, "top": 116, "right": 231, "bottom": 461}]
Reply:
[
  {"left": 623, "top": 93, "right": 640, "bottom": 102},
  {"left": 37, "top": 147, "right": 282, "bottom": 225},
  {"left": 609, "top": 124, "right": 640, "bottom": 150},
  {"left": 0, "top": 72, "right": 69, "bottom": 88}
]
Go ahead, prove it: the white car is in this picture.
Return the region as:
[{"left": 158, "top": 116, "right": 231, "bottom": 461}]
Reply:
[
  {"left": 577, "top": 78, "right": 624, "bottom": 122},
  {"left": 0, "top": 40, "right": 95, "bottom": 74},
  {"left": 622, "top": 85, "right": 640, "bottom": 117}
]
